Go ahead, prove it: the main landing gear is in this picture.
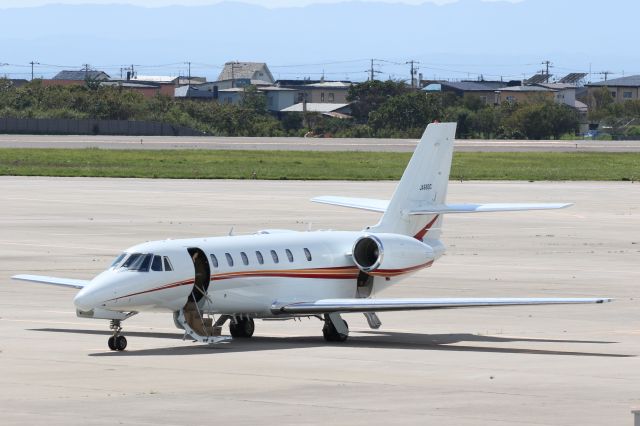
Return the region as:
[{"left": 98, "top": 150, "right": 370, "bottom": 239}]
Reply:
[
  {"left": 229, "top": 316, "right": 255, "bottom": 338},
  {"left": 322, "top": 313, "right": 349, "bottom": 342},
  {"left": 107, "top": 319, "right": 127, "bottom": 351}
]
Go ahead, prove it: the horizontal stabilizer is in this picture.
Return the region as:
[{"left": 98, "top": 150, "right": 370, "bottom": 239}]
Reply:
[
  {"left": 272, "top": 297, "right": 610, "bottom": 315},
  {"left": 409, "top": 203, "right": 573, "bottom": 215},
  {"left": 312, "top": 197, "right": 572, "bottom": 215},
  {"left": 12, "top": 274, "right": 89, "bottom": 289},
  {"left": 311, "top": 196, "right": 388, "bottom": 213}
]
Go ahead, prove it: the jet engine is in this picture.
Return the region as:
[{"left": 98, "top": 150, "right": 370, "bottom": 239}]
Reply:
[{"left": 352, "top": 233, "right": 435, "bottom": 275}]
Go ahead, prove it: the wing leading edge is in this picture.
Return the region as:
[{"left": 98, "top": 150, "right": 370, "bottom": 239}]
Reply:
[
  {"left": 12, "top": 274, "right": 89, "bottom": 289},
  {"left": 272, "top": 297, "right": 611, "bottom": 315}
]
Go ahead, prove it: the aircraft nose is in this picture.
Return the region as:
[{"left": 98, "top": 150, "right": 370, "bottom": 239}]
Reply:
[{"left": 74, "top": 285, "right": 103, "bottom": 311}]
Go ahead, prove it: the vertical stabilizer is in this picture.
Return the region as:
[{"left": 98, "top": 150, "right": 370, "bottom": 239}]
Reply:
[{"left": 368, "top": 122, "right": 457, "bottom": 240}]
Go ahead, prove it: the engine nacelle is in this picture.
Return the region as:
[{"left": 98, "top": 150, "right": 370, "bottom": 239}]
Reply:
[{"left": 352, "top": 233, "right": 435, "bottom": 275}]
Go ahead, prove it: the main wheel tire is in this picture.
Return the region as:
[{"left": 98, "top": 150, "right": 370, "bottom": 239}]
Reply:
[
  {"left": 230, "top": 318, "right": 255, "bottom": 338},
  {"left": 108, "top": 336, "right": 116, "bottom": 351},
  {"left": 322, "top": 320, "right": 348, "bottom": 342},
  {"left": 115, "top": 335, "right": 127, "bottom": 351},
  {"left": 241, "top": 318, "right": 255, "bottom": 338}
]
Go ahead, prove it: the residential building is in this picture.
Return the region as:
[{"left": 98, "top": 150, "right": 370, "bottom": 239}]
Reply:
[
  {"left": 423, "top": 81, "right": 508, "bottom": 105},
  {"left": 217, "top": 62, "right": 274, "bottom": 87},
  {"left": 495, "top": 85, "right": 556, "bottom": 104},
  {"left": 586, "top": 75, "right": 640, "bottom": 103},
  {"left": 52, "top": 70, "right": 110, "bottom": 81},
  {"left": 44, "top": 69, "right": 110, "bottom": 87},
  {"left": 535, "top": 82, "right": 588, "bottom": 114},
  {"left": 276, "top": 80, "right": 352, "bottom": 104},
  {"left": 101, "top": 81, "right": 167, "bottom": 99}
]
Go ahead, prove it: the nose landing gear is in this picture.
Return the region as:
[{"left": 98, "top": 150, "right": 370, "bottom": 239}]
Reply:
[{"left": 107, "top": 319, "right": 127, "bottom": 351}]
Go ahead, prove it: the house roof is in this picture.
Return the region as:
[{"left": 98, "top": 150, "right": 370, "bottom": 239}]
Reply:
[
  {"left": 217, "top": 62, "right": 274, "bottom": 84},
  {"left": 52, "top": 70, "right": 110, "bottom": 81},
  {"left": 175, "top": 85, "right": 215, "bottom": 98},
  {"left": 498, "top": 85, "right": 556, "bottom": 92},
  {"left": 280, "top": 102, "right": 350, "bottom": 113},
  {"left": 130, "top": 75, "right": 179, "bottom": 84},
  {"left": 587, "top": 75, "right": 640, "bottom": 87},
  {"left": 102, "top": 81, "right": 159, "bottom": 89},
  {"left": 438, "top": 81, "right": 503, "bottom": 92},
  {"left": 304, "top": 81, "right": 351, "bottom": 89},
  {"left": 536, "top": 83, "right": 576, "bottom": 90}
]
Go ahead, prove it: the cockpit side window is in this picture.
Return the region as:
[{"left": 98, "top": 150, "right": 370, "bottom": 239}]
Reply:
[
  {"left": 110, "top": 253, "right": 126, "bottom": 268},
  {"left": 163, "top": 256, "right": 173, "bottom": 271},
  {"left": 151, "top": 255, "right": 163, "bottom": 271}
]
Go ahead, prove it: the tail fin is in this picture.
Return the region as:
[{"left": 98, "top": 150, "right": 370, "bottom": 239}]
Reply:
[{"left": 368, "top": 122, "right": 457, "bottom": 240}]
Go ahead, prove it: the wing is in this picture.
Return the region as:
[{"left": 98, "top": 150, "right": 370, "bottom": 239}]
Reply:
[
  {"left": 12, "top": 274, "right": 89, "bottom": 289},
  {"left": 272, "top": 297, "right": 610, "bottom": 314},
  {"left": 312, "top": 197, "right": 572, "bottom": 215}
]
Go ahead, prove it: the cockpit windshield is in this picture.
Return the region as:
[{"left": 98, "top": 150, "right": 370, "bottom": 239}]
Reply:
[{"left": 121, "top": 253, "right": 153, "bottom": 272}]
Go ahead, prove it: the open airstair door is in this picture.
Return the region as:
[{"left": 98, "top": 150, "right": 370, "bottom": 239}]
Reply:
[
  {"left": 187, "top": 247, "right": 210, "bottom": 303},
  {"left": 173, "top": 248, "right": 230, "bottom": 344}
]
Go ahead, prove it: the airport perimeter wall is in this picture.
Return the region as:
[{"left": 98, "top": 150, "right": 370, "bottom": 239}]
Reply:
[{"left": 0, "top": 118, "right": 204, "bottom": 136}]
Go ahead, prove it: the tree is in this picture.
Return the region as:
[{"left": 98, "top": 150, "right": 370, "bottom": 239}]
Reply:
[
  {"left": 368, "top": 91, "right": 442, "bottom": 135},
  {"left": 508, "top": 101, "right": 579, "bottom": 139},
  {"left": 347, "top": 80, "right": 409, "bottom": 123},
  {"left": 240, "top": 85, "right": 267, "bottom": 114}
]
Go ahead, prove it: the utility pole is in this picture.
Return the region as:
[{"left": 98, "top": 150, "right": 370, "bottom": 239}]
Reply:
[
  {"left": 29, "top": 61, "right": 39, "bottom": 80},
  {"left": 599, "top": 71, "right": 613, "bottom": 81},
  {"left": 82, "top": 63, "right": 91, "bottom": 79},
  {"left": 541, "top": 60, "right": 552, "bottom": 82},
  {"left": 185, "top": 61, "right": 191, "bottom": 84},
  {"left": 406, "top": 60, "right": 419, "bottom": 88},
  {"left": 368, "top": 59, "right": 382, "bottom": 81}
]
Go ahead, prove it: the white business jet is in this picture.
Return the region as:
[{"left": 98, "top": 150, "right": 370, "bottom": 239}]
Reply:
[{"left": 13, "top": 123, "right": 609, "bottom": 351}]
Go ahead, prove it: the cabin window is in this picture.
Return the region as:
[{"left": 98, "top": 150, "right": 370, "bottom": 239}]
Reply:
[
  {"left": 225, "top": 253, "right": 234, "bottom": 267},
  {"left": 163, "top": 256, "right": 173, "bottom": 271},
  {"left": 270, "top": 250, "right": 279, "bottom": 263},
  {"left": 110, "top": 253, "right": 126, "bottom": 268},
  {"left": 304, "top": 248, "right": 312, "bottom": 261},
  {"left": 256, "top": 250, "right": 264, "bottom": 264},
  {"left": 285, "top": 249, "right": 294, "bottom": 262},
  {"left": 210, "top": 254, "right": 219, "bottom": 268},
  {"left": 151, "top": 255, "right": 163, "bottom": 271},
  {"left": 241, "top": 251, "right": 249, "bottom": 266}
]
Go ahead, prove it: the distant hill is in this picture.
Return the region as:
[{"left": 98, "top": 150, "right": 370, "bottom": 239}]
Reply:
[{"left": 0, "top": 0, "right": 635, "bottom": 82}]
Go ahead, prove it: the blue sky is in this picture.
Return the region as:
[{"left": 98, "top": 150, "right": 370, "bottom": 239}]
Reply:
[
  {"left": 2, "top": 0, "right": 515, "bottom": 7},
  {"left": 0, "top": 0, "right": 634, "bottom": 83}
]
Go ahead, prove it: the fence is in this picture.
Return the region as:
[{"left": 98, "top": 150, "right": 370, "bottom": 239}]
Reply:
[{"left": 0, "top": 118, "right": 204, "bottom": 136}]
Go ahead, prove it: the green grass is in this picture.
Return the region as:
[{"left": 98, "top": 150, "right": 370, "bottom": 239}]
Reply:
[{"left": 0, "top": 148, "right": 638, "bottom": 181}]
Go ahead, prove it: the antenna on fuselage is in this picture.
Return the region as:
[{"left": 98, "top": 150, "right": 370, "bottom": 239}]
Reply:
[
  {"left": 307, "top": 222, "right": 312, "bottom": 232},
  {"left": 228, "top": 226, "right": 235, "bottom": 236}
]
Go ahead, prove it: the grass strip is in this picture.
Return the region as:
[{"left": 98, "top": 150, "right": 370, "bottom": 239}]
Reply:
[{"left": 0, "top": 149, "right": 638, "bottom": 181}]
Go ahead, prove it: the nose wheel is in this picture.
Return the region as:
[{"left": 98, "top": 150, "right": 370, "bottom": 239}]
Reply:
[{"left": 108, "top": 319, "right": 127, "bottom": 351}]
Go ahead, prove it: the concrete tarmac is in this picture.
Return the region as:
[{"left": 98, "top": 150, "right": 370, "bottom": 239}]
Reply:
[
  {"left": 1, "top": 177, "right": 639, "bottom": 425},
  {"left": 1, "top": 134, "right": 640, "bottom": 152}
]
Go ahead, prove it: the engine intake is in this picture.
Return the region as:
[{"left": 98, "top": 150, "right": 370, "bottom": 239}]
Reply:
[{"left": 352, "top": 233, "right": 435, "bottom": 275}]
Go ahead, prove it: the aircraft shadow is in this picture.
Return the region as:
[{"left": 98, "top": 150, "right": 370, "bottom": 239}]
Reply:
[{"left": 31, "top": 327, "right": 631, "bottom": 358}]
